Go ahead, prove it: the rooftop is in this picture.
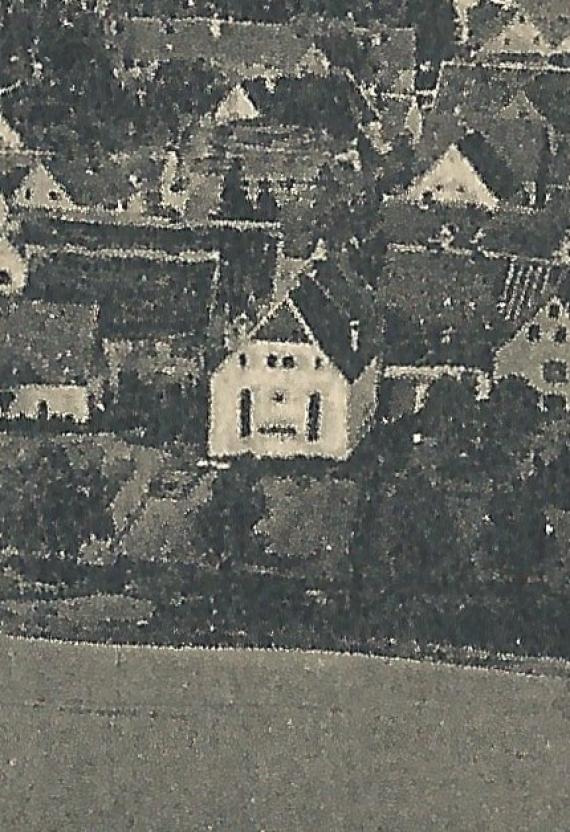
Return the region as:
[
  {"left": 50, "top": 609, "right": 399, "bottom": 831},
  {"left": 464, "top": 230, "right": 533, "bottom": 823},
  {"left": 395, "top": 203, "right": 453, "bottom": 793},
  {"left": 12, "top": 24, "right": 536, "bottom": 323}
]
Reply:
[{"left": 0, "top": 300, "right": 100, "bottom": 385}]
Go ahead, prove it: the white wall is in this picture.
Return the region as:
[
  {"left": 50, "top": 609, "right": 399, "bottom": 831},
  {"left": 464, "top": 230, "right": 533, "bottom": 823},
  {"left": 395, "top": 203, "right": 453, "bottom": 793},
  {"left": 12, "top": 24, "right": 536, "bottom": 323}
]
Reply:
[
  {"left": 209, "top": 340, "right": 349, "bottom": 459},
  {"left": 8, "top": 385, "right": 90, "bottom": 422}
]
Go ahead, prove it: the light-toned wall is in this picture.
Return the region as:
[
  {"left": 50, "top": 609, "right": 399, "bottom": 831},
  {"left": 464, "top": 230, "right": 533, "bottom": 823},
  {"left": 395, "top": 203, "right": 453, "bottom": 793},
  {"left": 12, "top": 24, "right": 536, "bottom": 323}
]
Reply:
[
  {"left": 209, "top": 340, "right": 349, "bottom": 459},
  {"left": 8, "top": 385, "right": 90, "bottom": 422},
  {"left": 0, "top": 239, "right": 27, "bottom": 296},
  {"left": 347, "top": 358, "right": 380, "bottom": 450}
]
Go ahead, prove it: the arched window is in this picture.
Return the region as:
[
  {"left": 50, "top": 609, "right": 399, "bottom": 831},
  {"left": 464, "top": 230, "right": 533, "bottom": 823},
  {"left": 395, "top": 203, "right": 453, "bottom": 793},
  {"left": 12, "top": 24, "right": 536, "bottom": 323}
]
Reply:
[
  {"left": 306, "top": 392, "right": 321, "bottom": 442},
  {"left": 239, "top": 388, "right": 252, "bottom": 438}
]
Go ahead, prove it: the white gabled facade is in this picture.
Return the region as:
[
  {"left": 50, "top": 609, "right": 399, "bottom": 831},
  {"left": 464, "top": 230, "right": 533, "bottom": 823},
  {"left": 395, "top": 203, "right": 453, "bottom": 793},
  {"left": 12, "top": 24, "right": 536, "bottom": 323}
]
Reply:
[{"left": 209, "top": 294, "right": 381, "bottom": 461}]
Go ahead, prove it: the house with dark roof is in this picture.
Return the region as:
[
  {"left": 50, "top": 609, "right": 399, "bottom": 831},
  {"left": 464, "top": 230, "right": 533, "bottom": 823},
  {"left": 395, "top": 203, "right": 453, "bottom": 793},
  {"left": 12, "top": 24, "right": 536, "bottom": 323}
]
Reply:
[
  {"left": 209, "top": 262, "right": 383, "bottom": 460},
  {"left": 412, "top": 61, "right": 565, "bottom": 209},
  {"left": 380, "top": 243, "right": 509, "bottom": 369},
  {"left": 0, "top": 300, "right": 102, "bottom": 422},
  {"left": 399, "top": 122, "right": 542, "bottom": 212}
]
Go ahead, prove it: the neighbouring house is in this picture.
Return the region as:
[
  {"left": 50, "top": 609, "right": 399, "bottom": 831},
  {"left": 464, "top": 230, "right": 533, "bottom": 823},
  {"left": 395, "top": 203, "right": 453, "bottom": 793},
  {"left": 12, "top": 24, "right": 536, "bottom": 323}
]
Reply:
[
  {"left": 0, "top": 239, "right": 27, "bottom": 295},
  {"left": 410, "top": 62, "right": 561, "bottom": 211},
  {"left": 209, "top": 264, "right": 383, "bottom": 460},
  {"left": 402, "top": 134, "right": 517, "bottom": 212},
  {"left": 13, "top": 162, "right": 76, "bottom": 213},
  {"left": 494, "top": 296, "right": 570, "bottom": 407},
  {"left": 479, "top": 12, "right": 555, "bottom": 59},
  {"left": 0, "top": 300, "right": 103, "bottom": 422}
]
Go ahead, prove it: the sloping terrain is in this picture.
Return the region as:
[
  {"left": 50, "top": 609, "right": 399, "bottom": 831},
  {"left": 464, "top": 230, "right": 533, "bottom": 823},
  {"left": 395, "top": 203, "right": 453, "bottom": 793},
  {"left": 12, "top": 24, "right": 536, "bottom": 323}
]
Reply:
[{"left": 0, "top": 636, "right": 568, "bottom": 831}]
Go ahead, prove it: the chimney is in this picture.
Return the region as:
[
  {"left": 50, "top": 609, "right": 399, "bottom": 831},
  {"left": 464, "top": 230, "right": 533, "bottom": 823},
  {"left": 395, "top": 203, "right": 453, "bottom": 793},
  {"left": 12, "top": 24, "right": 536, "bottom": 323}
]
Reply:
[{"left": 350, "top": 319, "right": 360, "bottom": 353}]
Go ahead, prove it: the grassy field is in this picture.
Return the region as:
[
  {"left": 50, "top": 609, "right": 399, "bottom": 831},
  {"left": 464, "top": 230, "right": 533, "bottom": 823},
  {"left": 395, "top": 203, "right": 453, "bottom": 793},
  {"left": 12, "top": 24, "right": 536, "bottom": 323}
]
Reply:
[{"left": 0, "top": 636, "right": 569, "bottom": 831}]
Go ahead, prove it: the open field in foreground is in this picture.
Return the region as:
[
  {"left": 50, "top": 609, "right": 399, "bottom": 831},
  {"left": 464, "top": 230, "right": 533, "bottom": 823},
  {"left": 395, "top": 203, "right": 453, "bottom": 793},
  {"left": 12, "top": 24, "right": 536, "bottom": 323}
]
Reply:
[{"left": 0, "top": 636, "right": 569, "bottom": 831}]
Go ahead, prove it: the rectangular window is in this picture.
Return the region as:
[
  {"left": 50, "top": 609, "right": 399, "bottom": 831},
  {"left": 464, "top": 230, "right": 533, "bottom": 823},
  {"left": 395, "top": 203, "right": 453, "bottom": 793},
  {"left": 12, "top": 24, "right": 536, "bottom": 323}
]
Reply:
[
  {"left": 239, "top": 353, "right": 247, "bottom": 367},
  {"left": 239, "top": 388, "right": 252, "bottom": 438},
  {"left": 543, "top": 360, "right": 568, "bottom": 384},
  {"left": 267, "top": 354, "right": 278, "bottom": 368},
  {"left": 306, "top": 392, "right": 321, "bottom": 442},
  {"left": 549, "top": 303, "right": 561, "bottom": 319},
  {"left": 555, "top": 326, "right": 567, "bottom": 344},
  {"left": 282, "top": 355, "right": 295, "bottom": 369},
  {"left": 528, "top": 324, "right": 540, "bottom": 343}
]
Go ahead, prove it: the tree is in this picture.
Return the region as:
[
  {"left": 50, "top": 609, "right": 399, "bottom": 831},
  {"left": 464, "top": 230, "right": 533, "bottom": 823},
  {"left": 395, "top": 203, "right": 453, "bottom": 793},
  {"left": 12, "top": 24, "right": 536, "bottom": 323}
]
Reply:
[
  {"left": 256, "top": 179, "right": 279, "bottom": 222},
  {"left": 1, "top": 4, "right": 139, "bottom": 153},
  {"left": 0, "top": 440, "right": 112, "bottom": 556},
  {"left": 193, "top": 463, "right": 265, "bottom": 566},
  {"left": 219, "top": 159, "right": 256, "bottom": 220}
]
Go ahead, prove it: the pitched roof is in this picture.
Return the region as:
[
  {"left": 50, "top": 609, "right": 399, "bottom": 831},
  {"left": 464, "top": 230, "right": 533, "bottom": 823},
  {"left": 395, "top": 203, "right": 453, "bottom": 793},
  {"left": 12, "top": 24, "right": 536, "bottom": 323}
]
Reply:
[
  {"left": 48, "top": 149, "right": 163, "bottom": 211},
  {"left": 469, "top": 0, "right": 570, "bottom": 52},
  {"left": 115, "top": 16, "right": 311, "bottom": 80},
  {"left": 499, "top": 260, "right": 570, "bottom": 323},
  {"left": 0, "top": 239, "right": 27, "bottom": 295},
  {"left": 431, "top": 62, "right": 565, "bottom": 141},
  {"left": 183, "top": 121, "right": 338, "bottom": 185},
  {"left": 457, "top": 130, "right": 517, "bottom": 200},
  {"left": 483, "top": 118, "right": 546, "bottom": 184},
  {"left": 314, "top": 22, "right": 416, "bottom": 92},
  {"left": 468, "top": 1, "right": 520, "bottom": 52},
  {"left": 433, "top": 63, "right": 534, "bottom": 127},
  {"left": 480, "top": 191, "right": 570, "bottom": 258},
  {"left": 0, "top": 300, "right": 99, "bottom": 385},
  {"left": 499, "top": 89, "right": 545, "bottom": 122},
  {"left": 114, "top": 16, "right": 415, "bottom": 93},
  {"left": 214, "top": 86, "right": 260, "bottom": 125},
  {"left": 513, "top": 0, "right": 570, "bottom": 49},
  {"left": 243, "top": 71, "right": 374, "bottom": 136},
  {"left": 246, "top": 259, "right": 381, "bottom": 380},
  {"left": 288, "top": 262, "right": 381, "bottom": 380},
  {"left": 381, "top": 245, "right": 508, "bottom": 367},
  {"left": 251, "top": 302, "right": 312, "bottom": 344},
  {"left": 295, "top": 45, "right": 331, "bottom": 78},
  {"left": 495, "top": 294, "right": 570, "bottom": 376}
]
